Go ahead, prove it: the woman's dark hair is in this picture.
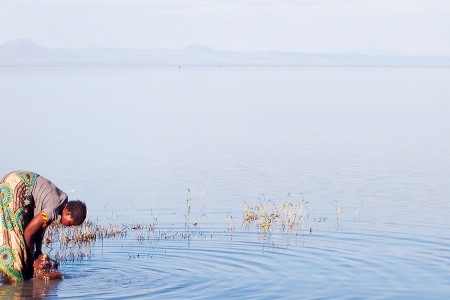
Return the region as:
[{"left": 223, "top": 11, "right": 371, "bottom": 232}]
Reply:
[{"left": 66, "top": 200, "right": 87, "bottom": 225}]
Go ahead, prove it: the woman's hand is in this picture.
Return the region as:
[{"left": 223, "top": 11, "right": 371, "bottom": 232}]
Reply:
[
  {"left": 33, "top": 254, "right": 62, "bottom": 280},
  {"left": 33, "top": 255, "right": 59, "bottom": 270}
]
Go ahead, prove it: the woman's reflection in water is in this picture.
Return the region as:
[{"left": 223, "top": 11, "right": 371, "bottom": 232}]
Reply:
[{"left": 0, "top": 278, "right": 61, "bottom": 299}]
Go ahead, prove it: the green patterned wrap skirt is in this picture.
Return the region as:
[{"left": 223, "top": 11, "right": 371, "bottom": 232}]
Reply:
[{"left": 0, "top": 171, "right": 38, "bottom": 282}]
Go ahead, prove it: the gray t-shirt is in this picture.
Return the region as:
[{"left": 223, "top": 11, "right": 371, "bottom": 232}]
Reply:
[{"left": 32, "top": 176, "right": 68, "bottom": 223}]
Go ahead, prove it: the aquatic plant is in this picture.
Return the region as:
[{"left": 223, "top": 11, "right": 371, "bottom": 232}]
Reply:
[
  {"left": 185, "top": 187, "right": 207, "bottom": 229},
  {"left": 335, "top": 200, "right": 343, "bottom": 224},
  {"left": 224, "top": 215, "right": 235, "bottom": 231},
  {"left": 42, "top": 217, "right": 130, "bottom": 262},
  {"left": 39, "top": 191, "right": 356, "bottom": 265},
  {"left": 242, "top": 194, "right": 310, "bottom": 233},
  {"left": 354, "top": 202, "right": 363, "bottom": 221}
]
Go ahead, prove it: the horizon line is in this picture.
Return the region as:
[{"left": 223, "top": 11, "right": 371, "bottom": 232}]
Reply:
[{"left": 2, "top": 38, "right": 449, "bottom": 58}]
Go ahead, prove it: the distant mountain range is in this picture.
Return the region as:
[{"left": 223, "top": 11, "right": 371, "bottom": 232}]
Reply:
[{"left": 1, "top": 39, "right": 449, "bottom": 67}]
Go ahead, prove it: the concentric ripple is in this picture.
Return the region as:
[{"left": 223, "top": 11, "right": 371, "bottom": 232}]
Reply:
[{"left": 10, "top": 220, "right": 446, "bottom": 300}]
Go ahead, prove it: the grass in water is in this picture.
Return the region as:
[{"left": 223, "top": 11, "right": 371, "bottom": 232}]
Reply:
[
  {"left": 41, "top": 191, "right": 358, "bottom": 263},
  {"left": 242, "top": 193, "right": 310, "bottom": 233}
]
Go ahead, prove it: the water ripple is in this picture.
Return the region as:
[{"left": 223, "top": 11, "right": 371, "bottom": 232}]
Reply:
[{"left": 29, "top": 224, "right": 445, "bottom": 299}]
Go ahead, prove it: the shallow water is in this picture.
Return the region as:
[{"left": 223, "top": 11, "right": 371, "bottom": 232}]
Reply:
[{"left": 1, "top": 66, "right": 450, "bottom": 298}]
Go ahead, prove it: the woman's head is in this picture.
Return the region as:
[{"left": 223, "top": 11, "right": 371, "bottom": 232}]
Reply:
[{"left": 61, "top": 200, "right": 87, "bottom": 226}]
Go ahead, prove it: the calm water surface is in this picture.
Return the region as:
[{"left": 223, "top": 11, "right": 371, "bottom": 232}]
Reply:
[{"left": 0, "top": 67, "right": 450, "bottom": 299}]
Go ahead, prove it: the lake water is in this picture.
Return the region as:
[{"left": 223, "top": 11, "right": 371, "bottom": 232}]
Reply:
[{"left": 1, "top": 66, "right": 450, "bottom": 299}]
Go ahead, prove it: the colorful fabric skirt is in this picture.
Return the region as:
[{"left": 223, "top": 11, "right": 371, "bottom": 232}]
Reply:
[{"left": 0, "top": 171, "right": 38, "bottom": 281}]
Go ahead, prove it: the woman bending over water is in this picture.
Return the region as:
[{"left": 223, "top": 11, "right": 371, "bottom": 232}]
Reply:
[{"left": 0, "top": 171, "right": 87, "bottom": 282}]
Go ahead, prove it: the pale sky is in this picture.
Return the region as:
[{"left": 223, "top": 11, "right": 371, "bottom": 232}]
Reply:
[{"left": 1, "top": 0, "right": 449, "bottom": 55}]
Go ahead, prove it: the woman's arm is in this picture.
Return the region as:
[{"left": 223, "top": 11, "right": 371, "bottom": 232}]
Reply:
[
  {"left": 34, "top": 227, "right": 46, "bottom": 259},
  {"left": 23, "top": 214, "right": 46, "bottom": 277}
]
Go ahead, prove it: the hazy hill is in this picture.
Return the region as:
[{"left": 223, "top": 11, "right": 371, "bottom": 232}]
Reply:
[{"left": 1, "top": 39, "right": 449, "bottom": 67}]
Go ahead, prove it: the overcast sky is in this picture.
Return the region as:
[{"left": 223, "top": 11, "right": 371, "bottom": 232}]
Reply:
[{"left": 1, "top": 0, "right": 449, "bottom": 55}]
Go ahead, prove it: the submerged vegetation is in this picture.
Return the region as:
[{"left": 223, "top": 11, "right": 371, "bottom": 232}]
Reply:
[
  {"left": 43, "top": 218, "right": 129, "bottom": 262},
  {"left": 42, "top": 191, "right": 358, "bottom": 263}
]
